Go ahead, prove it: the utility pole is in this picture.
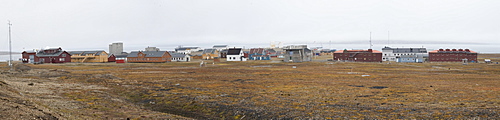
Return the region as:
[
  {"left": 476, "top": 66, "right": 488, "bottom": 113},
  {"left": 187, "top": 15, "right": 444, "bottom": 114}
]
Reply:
[
  {"left": 369, "top": 32, "right": 372, "bottom": 49},
  {"left": 8, "top": 20, "right": 13, "bottom": 70}
]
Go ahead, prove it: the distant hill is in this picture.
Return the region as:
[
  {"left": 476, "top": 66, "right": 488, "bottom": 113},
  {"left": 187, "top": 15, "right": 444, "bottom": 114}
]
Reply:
[{"left": 0, "top": 51, "right": 21, "bottom": 55}]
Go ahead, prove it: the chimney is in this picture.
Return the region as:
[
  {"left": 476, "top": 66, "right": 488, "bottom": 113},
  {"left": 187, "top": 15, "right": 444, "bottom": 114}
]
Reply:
[
  {"left": 465, "top": 49, "right": 470, "bottom": 52},
  {"left": 458, "top": 49, "right": 463, "bottom": 51},
  {"left": 439, "top": 49, "right": 444, "bottom": 51},
  {"left": 368, "top": 49, "right": 373, "bottom": 52},
  {"left": 445, "top": 49, "right": 450, "bottom": 51}
]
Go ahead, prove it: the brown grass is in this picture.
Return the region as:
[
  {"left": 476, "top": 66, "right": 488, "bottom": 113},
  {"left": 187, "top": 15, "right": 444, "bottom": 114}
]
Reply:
[{"left": 2, "top": 54, "right": 499, "bottom": 119}]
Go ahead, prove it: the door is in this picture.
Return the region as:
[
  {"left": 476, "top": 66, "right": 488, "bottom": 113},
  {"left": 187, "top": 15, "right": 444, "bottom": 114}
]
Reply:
[{"left": 29, "top": 55, "right": 34, "bottom": 63}]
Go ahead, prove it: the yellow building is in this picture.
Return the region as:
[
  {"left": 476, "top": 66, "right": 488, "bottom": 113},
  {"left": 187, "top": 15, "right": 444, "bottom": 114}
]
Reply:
[
  {"left": 69, "top": 51, "right": 109, "bottom": 63},
  {"left": 201, "top": 49, "right": 219, "bottom": 60}
]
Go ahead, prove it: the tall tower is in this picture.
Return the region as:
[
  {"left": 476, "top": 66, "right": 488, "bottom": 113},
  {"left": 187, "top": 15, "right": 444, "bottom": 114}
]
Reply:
[{"left": 109, "top": 42, "right": 123, "bottom": 55}]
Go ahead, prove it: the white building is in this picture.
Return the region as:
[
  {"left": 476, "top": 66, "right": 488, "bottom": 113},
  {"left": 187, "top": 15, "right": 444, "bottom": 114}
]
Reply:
[
  {"left": 382, "top": 46, "right": 428, "bottom": 63},
  {"left": 175, "top": 46, "right": 202, "bottom": 54},
  {"left": 213, "top": 45, "right": 229, "bottom": 51},
  {"left": 145, "top": 46, "right": 160, "bottom": 51},
  {"left": 226, "top": 48, "right": 246, "bottom": 61},
  {"left": 170, "top": 53, "right": 190, "bottom": 62}
]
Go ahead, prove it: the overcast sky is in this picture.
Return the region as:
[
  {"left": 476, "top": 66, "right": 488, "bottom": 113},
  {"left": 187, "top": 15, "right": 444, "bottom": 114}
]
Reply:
[{"left": 1, "top": 0, "right": 499, "bottom": 53}]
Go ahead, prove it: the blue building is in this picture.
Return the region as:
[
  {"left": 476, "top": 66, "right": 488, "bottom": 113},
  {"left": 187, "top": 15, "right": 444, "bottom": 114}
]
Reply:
[{"left": 248, "top": 48, "right": 271, "bottom": 60}]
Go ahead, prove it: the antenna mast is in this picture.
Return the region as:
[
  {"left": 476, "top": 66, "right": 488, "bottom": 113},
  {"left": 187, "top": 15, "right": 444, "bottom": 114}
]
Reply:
[
  {"left": 8, "top": 20, "right": 12, "bottom": 70},
  {"left": 369, "top": 32, "right": 372, "bottom": 49},
  {"left": 387, "top": 31, "right": 390, "bottom": 46}
]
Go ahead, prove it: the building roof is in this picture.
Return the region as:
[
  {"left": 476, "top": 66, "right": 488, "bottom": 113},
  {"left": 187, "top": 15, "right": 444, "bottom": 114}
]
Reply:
[
  {"left": 175, "top": 47, "right": 201, "bottom": 50},
  {"left": 68, "top": 51, "right": 107, "bottom": 56},
  {"left": 127, "top": 51, "right": 169, "bottom": 57},
  {"left": 382, "top": 47, "right": 427, "bottom": 53},
  {"left": 202, "top": 49, "right": 217, "bottom": 54},
  {"left": 170, "top": 53, "right": 189, "bottom": 58},
  {"left": 227, "top": 48, "right": 242, "bottom": 55},
  {"left": 220, "top": 49, "right": 228, "bottom": 53},
  {"left": 213, "top": 45, "right": 228, "bottom": 48},
  {"left": 334, "top": 49, "right": 382, "bottom": 53},
  {"left": 37, "top": 51, "right": 65, "bottom": 57},
  {"left": 428, "top": 49, "right": 476, "bottom": 53},
  {"left": 36, "top": 48, "right": 67, "bottom": 57},
  {"left": 267, "top": 49, "right": 277, "bottom": 53},
  {"left": 249, "top": 48, "right": 266, "bottom": 54},
  {"left": 115, "top": 54, "right": 128, "bottom": 58}
]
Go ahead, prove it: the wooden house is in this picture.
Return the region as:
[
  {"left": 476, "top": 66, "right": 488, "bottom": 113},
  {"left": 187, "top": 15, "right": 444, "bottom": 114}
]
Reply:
[
  {"left": 22, "top": 47, "right": 71, "bottom": 63},
  {"left": 227, "top": 48, "right": 246, "bottom": 61},
  {"left": 21, "top": 51, "right": 37, "bottom": 63},
  {"left": 333, "top": 49, "right": 382, "bottom": 62},
  {"left": 249, "top": 48, "right": 271, "bottom": 60},
  {"left": 127, "top": 51, "right": 172, "bottom": 63},
  {"left": 202, "top": 49, "right": 219, "bottom": 60},
  {"left": 68, "top": 51, "right": 109, "bottom": 63},
  {"left": 220, "top": 49, "right": 228, "bottom": 58},
  {"left": 108, "top": 54, "right": 116, "bottom": 62}
]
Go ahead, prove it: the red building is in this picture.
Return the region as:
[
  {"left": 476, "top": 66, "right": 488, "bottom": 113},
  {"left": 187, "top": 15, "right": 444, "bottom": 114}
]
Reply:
[
  {"left": 428, "top": 49, "right": 477, "bottom": 62},
  {"left": 21, "top": 51, "right": 37, "bottom": 63},
  {"left": 333, "top": 49, "right": 382, "bottom": 62},
  {"left": 108, "top": 54, "right": 116, "bottom": 62},
  {"left": 22, "top": 47, "right": 72, "bottom": 63}
]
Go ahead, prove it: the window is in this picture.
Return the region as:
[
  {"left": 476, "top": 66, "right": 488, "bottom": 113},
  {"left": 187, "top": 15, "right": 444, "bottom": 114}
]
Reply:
[
  {"left": 59, "top": 58, "right": 65, "bottom": 61},
  {"left": 62, "top": 54, "right": 66, "bottom": 57}
]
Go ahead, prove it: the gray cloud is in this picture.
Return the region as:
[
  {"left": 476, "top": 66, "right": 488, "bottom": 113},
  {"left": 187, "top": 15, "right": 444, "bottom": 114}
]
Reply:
[{"left": 1, "top": 0, "right": 499, "bottom": 52}]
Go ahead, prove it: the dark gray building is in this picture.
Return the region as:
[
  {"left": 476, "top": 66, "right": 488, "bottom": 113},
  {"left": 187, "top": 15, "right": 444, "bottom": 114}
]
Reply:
[{"left": 284, "top": 45, "right": 312, "bottom": 62}]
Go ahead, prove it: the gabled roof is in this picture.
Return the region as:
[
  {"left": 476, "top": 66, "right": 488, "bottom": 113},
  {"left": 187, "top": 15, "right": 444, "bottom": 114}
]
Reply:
[
  {"left": 227, "top": 48, "right": 242, "bottom": 55},
  {"left": 68, "top": 51, "right": 107, "bottom": 56},
  {"left": 36, "top": 48, "right": 67, "bottom": 57},
  {"left": 127, "top": 51, "right": 169, "bottom": 57},
  {"left": 249, "top": 48, "right": 266, "bottom": 54},
  {"left": 36, "top": 51, "right": 66, "bottom": 57},
  {"left": 267, "top": 49, "right": 276, "bottom": 53},
  {"left": 220, "top": 49, "right": 228, "bottom": 53},
  {"left": 171, "top": 53, "right": 189, "bottom": 58},
  {"left": 202, "top": 49, "right": 217, "bottom": 54},
  {"left": 115, "top": 54, "right": 128, "bottom": 58}
]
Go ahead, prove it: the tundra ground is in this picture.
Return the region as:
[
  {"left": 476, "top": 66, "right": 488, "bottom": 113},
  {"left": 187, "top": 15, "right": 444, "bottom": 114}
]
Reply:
[{"left": 0, "top": 54, "right": 499, "bottom": 119}]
